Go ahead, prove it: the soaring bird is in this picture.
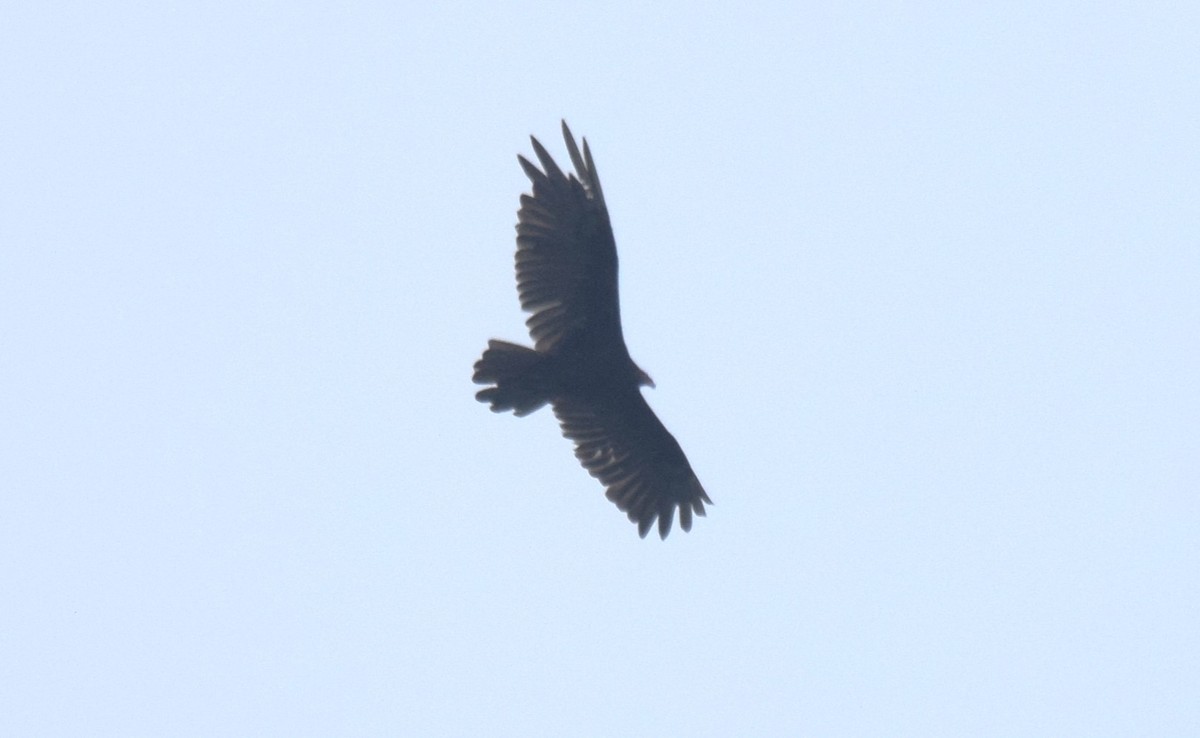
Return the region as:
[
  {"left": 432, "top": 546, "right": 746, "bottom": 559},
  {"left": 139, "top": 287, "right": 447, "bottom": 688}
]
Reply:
[{"left": 473, "top": 122, "right": 710, "bottom": 539}]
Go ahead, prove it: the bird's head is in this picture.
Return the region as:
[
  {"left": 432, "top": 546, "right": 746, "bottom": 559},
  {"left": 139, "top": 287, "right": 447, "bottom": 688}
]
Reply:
[{"left": 634, "top": 364, "right": 656, "bottom": 389}]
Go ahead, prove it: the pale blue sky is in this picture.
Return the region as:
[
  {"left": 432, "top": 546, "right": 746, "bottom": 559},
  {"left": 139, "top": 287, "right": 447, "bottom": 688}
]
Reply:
[{"left": 2, "top": 2, "right": 1197, "bottom": 735}]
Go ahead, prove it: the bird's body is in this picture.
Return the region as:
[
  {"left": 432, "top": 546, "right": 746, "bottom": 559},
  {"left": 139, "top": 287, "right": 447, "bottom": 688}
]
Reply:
[{"left": 473, "top": 122, "right": 710, "bottom": 539}]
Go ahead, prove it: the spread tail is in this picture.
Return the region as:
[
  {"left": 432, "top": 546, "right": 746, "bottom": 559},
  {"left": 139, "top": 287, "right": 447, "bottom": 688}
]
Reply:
[{"left": 472, "top": 340, "right": 552, "bottom": 416}]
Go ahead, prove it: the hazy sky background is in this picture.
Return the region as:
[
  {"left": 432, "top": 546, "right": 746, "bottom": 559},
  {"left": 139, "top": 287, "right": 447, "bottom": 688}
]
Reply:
[{"left": 3, "top": 2, "right": 1197, "bottom": 735}]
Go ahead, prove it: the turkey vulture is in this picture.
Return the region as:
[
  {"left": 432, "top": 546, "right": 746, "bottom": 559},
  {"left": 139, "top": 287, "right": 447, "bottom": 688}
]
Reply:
[{"left": 473, "top": 121, "right": 711, "bottom": 539}]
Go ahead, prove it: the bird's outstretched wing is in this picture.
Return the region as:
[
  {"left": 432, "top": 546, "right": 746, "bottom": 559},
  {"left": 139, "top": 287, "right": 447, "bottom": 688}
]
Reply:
[
  {"left": 515, "top": 121, "right": 629, "bottom": 356},
  {"left": 553, "top": 392, "right": 711, "bottom": 539}
]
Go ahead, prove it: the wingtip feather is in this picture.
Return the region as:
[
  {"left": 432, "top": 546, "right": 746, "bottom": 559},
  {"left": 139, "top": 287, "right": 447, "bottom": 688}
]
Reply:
[{"left": 529, "top": 135, "right": 566, "bottom": 181}]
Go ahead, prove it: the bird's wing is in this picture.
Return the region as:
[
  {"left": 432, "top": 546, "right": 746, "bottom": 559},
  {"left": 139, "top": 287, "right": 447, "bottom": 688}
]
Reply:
[
  {"left": 552, "top": 391, "right": 711, "bottom": 539},
  {"left": 515, "top": 121, "right": 627, "bottom": 355}
]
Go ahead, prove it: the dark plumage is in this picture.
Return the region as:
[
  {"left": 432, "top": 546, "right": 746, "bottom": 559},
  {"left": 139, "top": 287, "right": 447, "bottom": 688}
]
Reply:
[{"left": 473, "top": 122, "right": 711, "bottom": 539}]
